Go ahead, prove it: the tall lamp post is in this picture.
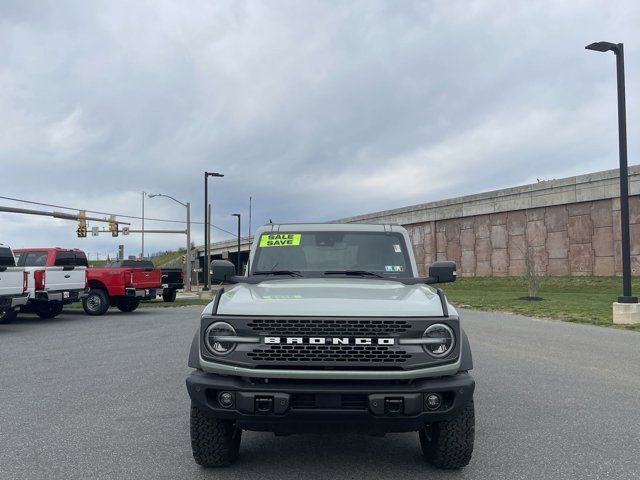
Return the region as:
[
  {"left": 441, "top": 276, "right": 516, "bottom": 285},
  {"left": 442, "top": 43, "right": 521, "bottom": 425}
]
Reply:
[
  {"left": 231, "top": 213, "right": 241, "bottom": 275},
  {"left": 148, "top": 193, "right": 192, "bottom": 291},
  {"left": 586, "top": 42, "right": 639, "bottom": 322},
  {"left": 203, "top": 172, "right": 224, "bottom": 290},
  {"left": 141, "top": 191, "right": 146, "bottom": 258}
]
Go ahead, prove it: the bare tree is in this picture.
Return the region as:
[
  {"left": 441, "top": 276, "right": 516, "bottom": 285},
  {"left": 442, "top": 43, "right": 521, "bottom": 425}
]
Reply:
[{"left": 522, "top": 246, "right": 541, "bottom": 299}]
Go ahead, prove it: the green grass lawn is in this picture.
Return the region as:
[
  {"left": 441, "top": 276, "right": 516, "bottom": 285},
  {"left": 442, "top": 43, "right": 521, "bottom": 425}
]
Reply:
[
  {"left": 149, "top": 250, "right": 186, "bottom": 267},
  {"left": 442, "top": 276, "right": 640, "bottom": 331}
]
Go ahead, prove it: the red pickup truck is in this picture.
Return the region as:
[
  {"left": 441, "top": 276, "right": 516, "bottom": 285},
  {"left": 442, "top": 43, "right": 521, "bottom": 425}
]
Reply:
[{"left": 83, "top": 259, "right": 163, "bottom": 315}]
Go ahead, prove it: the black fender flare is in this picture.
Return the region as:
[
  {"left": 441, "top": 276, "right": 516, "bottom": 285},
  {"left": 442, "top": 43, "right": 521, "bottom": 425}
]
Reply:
[
  {"left": 458, "top": 327, "right": 474, "bottom": 372},
  {"left": 187, "top": 329, "right": 200, "bottom": 369}
]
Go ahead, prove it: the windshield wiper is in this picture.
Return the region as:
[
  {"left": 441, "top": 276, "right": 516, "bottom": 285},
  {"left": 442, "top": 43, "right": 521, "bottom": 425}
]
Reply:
[
  {"left": 252, "top": 270, "right": 303, "bottom": 277},
  {"left": 323, "top": 270, "right": 384, "bottom": 278}
]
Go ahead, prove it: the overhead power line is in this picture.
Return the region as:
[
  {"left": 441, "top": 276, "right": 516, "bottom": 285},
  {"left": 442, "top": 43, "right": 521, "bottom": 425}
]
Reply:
[{"left": 0, "top": 194, "right": 238, "bottom": 237}]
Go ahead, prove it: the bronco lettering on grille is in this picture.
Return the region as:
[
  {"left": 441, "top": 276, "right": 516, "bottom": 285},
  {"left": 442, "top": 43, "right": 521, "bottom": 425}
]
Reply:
[{"left": 264, "top": 337, "right": 395, "bottom": 345}]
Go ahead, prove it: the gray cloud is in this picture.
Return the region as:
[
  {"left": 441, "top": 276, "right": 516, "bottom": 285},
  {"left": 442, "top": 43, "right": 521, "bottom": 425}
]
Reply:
[{"left": 1, "top": 0, "right": 639, "bottom": 258}]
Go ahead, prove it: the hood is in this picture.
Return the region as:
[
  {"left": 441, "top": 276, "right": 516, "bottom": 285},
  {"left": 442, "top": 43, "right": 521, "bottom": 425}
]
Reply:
[{"left": 211, "top": 278, "right": 454, "bottom": 317}]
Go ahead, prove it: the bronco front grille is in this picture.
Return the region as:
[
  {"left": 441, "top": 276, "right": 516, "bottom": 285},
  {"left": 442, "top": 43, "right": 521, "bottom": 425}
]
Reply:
[
  {"left": 246, "top": 344, "right": 412, "bottom": 364},
  {"left": 246, "top": 318, "right": 411, "bottom": 336}
]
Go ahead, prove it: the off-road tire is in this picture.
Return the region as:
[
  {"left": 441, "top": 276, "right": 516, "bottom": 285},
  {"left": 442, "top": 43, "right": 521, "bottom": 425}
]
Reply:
[
  {"left": 83, "top": 289, "right": 110, "bottom": 316},
  {"left": 162, "top": 289, "right": 177, "bottom": 303},
  {"left": 116, "top": 297, "right": 140, "bottom": 313},
  {"left": 419, "top": 399, "right": 475, "bottom": 469},
  {"left": 33, "top": 301, "right": 64, "bottom": 319},
  {"left": 0, "top": 309, "right": 18, "bottom": 324},
  {"left": 190, "top": 403, "right": 241, "bottom": 467}
]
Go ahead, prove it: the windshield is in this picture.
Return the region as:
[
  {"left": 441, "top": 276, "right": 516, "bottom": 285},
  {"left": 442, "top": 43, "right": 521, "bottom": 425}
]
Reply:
[
  {"left": 251, "top": 231, "right": 413, "bottom": 277},
  {"left": 0, "top": 247, "right": 16, "bottom": 267}
]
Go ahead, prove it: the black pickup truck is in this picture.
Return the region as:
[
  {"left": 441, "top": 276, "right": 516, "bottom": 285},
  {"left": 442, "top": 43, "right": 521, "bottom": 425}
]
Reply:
[{"left": 160, "top": 268, "right": 184, "bottom": 302}]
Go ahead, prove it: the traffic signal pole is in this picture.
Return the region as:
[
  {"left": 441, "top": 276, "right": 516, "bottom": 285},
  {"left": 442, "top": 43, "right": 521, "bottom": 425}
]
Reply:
[{"left": 0, "top": 205, "right": 131, "bottom": 225}]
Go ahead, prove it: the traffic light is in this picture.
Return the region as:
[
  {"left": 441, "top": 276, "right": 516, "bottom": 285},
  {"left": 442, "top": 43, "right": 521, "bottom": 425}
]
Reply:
[
  {"left": 108, "top": 215, "right": 119, "bottom": 237},
  {"left": 77, "top": 210, "right": 87, "bottom": 238},
  {"left": 181, "top": 255, "right": 186, "bottom": 264}
]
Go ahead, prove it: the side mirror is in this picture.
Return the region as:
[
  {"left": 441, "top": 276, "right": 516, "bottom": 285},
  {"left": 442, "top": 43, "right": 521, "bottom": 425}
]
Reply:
[
  {"left": 428, "top": 261, "right": 457, "bottom": 283},
  {"left": 210, "top": 259, "right": 236, "bottom": 283}
]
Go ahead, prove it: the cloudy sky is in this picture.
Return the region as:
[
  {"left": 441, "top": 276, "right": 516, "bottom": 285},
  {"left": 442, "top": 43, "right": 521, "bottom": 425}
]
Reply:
[{"left": 1, "top": 0, "right": 639, "bottom": 259}]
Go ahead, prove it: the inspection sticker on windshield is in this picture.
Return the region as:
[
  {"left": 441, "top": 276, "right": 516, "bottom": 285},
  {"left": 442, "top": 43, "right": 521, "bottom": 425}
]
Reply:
[
  {"left": 260, "top": 233, "right": 302, "bottom": 247},
  {"left": 385, "top": 265, "right": 404, "bottom": 272},
  {"left": 393, "top": 244, "right": 402, "bottom": 253}
]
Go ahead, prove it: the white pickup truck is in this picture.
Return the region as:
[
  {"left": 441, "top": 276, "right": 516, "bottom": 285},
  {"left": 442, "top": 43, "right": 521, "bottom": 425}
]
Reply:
[
  {"left": 0, "top": 245, "right": 29, "bottom": 324},
  {"left": 13, "top": 248, "right": 88, "bottom": 319}
]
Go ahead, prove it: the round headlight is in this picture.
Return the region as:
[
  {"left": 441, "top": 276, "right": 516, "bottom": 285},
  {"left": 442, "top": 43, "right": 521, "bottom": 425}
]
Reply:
[
  {"left": 422, "top": 323, "right": 455, "bottom": 358},
  {"left": 205, "top": 322, "right": 237, "bottom": 355}
]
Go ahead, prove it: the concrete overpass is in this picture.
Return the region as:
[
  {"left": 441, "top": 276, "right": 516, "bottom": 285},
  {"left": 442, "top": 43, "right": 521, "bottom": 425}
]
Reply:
[{"left": 195, "top": 165, "right": 640, "bottom": 280}]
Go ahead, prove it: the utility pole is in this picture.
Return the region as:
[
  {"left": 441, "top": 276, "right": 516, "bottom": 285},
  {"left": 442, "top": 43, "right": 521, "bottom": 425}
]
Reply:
[
  {"left": 248, "top": 196, "right": 252, "bottom": 273},
  {"left": 207, "top": 203, "right": 212, "bottom": 289},
  {"left": 147, "top": 193, "right": 192, "bottom": 291},
  {"left": 203, "top": 172, "right": 224, "bottom": 290},
  {"left": 141, "top": 191, "right": 146, "bottom": 258},
  {"left": 231, "top": 213, "right": 241, "bottom": 275},
  {"left": 186, "top": 201, "right": 191, "bottom": 291}
]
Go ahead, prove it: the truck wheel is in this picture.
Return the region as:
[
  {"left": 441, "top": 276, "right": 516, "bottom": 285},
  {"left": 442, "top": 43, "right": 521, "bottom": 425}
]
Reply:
[
  {"left": 116, "top": 297, "right": 140, "bottom": 312},
  {"left": 162, "top": 289, "right": 177, "bottom": 303},
  {"left": 0, "top": 309, "right": 18, "bottom": 324},
  {"left": 34, "top": 302, "right": 64, "bottom": 319},
  {"left": 419, "top": 399, "right": 475, "bottom": 469},
  {"left": 190, "top": 403, "right": 241, "bottom": 467},
  {"left": 83, "top": 289, "right": 110, "bottom": 316}
]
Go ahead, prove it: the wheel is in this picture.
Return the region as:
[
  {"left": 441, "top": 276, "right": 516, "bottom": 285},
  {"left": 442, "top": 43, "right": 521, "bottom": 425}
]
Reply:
[
  {"left": 162, "top": 289, "right": 177, "bottom": 302},
  {"left": 419, "top": 399, "right": 475, "bottom": 469},
  {"left": 82, "top": 289, "right": 110, "bottom": 316},
  {"left": 116, "top": 297, "right": 140, "bottom": 313},
  {"left": 0, "top": 309, "right": 18, "bottom": 324},
  {"left": 190, "top": 403, "right": 241, "bottom": 467},
  {"left": 33, "top": 301, "right": 64, "bottom": 319}
]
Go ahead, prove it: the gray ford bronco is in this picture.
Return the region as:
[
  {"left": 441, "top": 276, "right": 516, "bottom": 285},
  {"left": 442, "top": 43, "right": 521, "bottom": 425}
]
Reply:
[{"left": 186, "top": 223, "right": 475, "bottom": 469}]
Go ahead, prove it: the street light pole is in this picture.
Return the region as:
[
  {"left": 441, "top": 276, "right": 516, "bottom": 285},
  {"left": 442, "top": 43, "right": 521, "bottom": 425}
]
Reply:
[
  {"left": 186, "top": 201, "right": 191, "bottom": 290},
  {"left": 203, "top": 172, "right": 224, "bottom": 291},
  {"left": 141, "top": 191, "right": 146, "bottom": 258},
  {"left": 586, "top": 41, "right": 637, "bottom": 304},
  {"left": 147, "top": 193, "right": 192, "bottom": 292},
  {"left": 231, "top": 213, "right": 241, "bottom": 275}
]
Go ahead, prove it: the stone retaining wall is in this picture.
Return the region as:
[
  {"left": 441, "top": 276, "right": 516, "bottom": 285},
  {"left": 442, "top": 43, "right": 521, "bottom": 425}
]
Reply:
[
  {"left": 404, "top": 196, "right": 640, "bottom": 277},
  {"left": 341, "top": 166, "right": 640, "bottom": 277}
]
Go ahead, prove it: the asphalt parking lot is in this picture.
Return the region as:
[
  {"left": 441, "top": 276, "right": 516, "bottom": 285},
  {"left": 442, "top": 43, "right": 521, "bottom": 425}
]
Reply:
[{"left": 1, "top": 306, "right": 639, "bottom": 480}]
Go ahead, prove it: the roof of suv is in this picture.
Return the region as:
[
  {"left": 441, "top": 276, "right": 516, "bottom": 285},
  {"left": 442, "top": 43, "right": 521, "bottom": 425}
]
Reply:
[{"left": 256, "top": 223, "right": 405, "bottom": 233}]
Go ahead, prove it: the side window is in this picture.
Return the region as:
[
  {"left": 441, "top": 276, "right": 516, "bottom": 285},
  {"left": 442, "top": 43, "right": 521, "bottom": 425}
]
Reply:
[
  {"left": 0, "top": 248, "right": 16, "bottom": 267},
  {"left": 23, "top": 252, "right": 48, "bottom": 267},
  {"left": 54, "top": 251, "right": 75, "bottom": 266},
  {"left": 74, "top": 252, "right": 89, "bottom": 267}
]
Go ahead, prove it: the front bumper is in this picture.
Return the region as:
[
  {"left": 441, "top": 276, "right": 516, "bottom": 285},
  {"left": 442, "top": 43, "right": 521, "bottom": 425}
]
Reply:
[
  {"left": 34, "top": 288, "right": 88, "bottom": 303},
  {"left": 186, "top": 371, "right": 474, "bottom": 434}
]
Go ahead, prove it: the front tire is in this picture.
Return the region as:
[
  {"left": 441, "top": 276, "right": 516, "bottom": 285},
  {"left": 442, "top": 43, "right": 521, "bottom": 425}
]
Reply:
[
  {"left": 116, "top": 297, "right": 140, "bottom": 312},
  {"left": 0, "top": 309, "right": 18, "bottom": 324},
  {"left": 33, "top": 301, "right": 64, "bottom": 319},
  {"left": 190, "top": 403, "right": 241, "bottom": 467},
  {"left": 162, "top": 288, "right": 177, "bottom": 302},
  {"left": 419, "top": 399, "right": 475, "bottom": 469},
  {"left": 82, "top": 289, "right": 110, "bottom": 316}
]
